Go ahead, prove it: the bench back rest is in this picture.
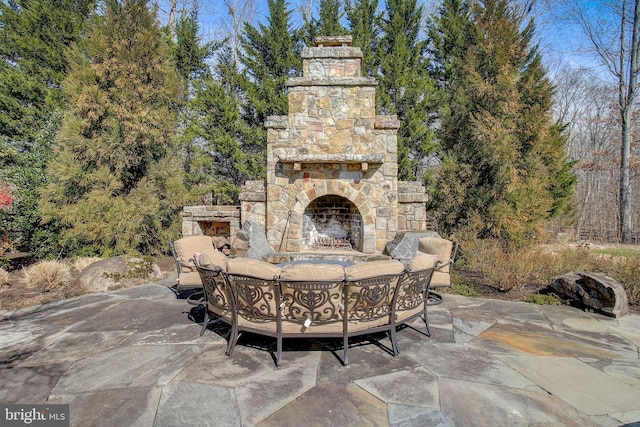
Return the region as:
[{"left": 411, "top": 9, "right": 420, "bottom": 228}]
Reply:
[
  {"left": 278, "top": 263, "right": 345, "bottom": 325},
  {"left": 224, "top": 258, "right": 282, "bottom": 322},
  {"left": 394, "top": 266, "right": 435, "bottom": 315},
  {"left": 344, "top": 260, "right": 405, "bottom": 324},
  {"left": 195, "top": 264, "right": 231, "bottom": 312},
  {"left": 225, "top": 271, "right": 280, "bottom": 322},
  {"left": 344, "top": 274, "right": 403, "bottom": 323}
]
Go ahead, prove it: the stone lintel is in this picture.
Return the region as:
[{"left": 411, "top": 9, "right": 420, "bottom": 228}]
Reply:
[
  {"left": 239, "top": 192, "right": 267, "bottom": 202},
  {"left": 314, "top": 35, "right": 352, "bottom": 47},
  {"left": 375, "top": 115, "right": 400, "bottom": 129},
  {"left": 265, "top": 115, "right": 288, "bottom": 129},
  {"left": 286, "top": 77, "right": 377, "bottom": 87}
]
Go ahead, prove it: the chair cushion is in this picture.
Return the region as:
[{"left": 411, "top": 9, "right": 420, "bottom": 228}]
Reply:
[
  {"left": 173, "top": 236, "right": 214, "bottom": 273},
  {"left": 280, "top": 263, "right": 345, "bottom": 281},
  {"left": 177, "top": 271, "right": 202, "bottom": 288},
  {"left": 344, "top": 260, "right": 404, "bottom": 280},
  {"left": 227, "top": 257, "right": 281, "bottom": 280},
  {"left": 417, "top": 237, "right": 453, "bottom": 273},
  {"left": 408, "top": 252, "right": 437, "bottom": 271},
  {"left": 430, "top": 270, "right": 451, "bottom": 288},
  {"left": 198, "top": 249, "right": 228, "bottom": 271}
]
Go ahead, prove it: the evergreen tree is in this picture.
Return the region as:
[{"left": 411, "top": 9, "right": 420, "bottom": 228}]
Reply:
[
  {"left": 345, "top": 0, "right": 381, "bottom": 77},
  {"left": 171, "top": 7, "right": 218, "bottom": 91},
  {"left": 431, "top": 0, "right": 575, "bottom": 242},
  {"left": 40, "top": 0, "right": 190, "bottom": 256},
  {"left": 186, "top": 45, "right": 265, "bottom": 204},
  {"left": 0, "top": 0, "right": 93, "bottom": 146},
  {"left": 239, "top": 0, "right": 300, "bottom": 127},
  {"left": 377, "top": 0, "right": 440, "bottom": 180},
  {"left": 237, "top": 0, "right": 300, "bottom": 177},
  {"left": 0, "top": 0, "right": 93, "bottom": 257},
  {"left": 302, "top": 0, "right": 348, "bottom": 45},
  {"left": 428, "top": 0, "right": 473, "bottom": 91}
]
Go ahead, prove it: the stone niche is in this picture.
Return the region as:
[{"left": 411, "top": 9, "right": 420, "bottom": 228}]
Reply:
[
  {"left": 240, "top": 35, "right": 429, "bottom": 254},
  {"left": 180, "top": 205, "right": 240, "bottom": 248}
]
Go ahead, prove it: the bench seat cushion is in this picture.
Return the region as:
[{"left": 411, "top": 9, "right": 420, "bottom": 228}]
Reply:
[
  {"left": 178, "top": 271, "right": 202, "bottom": 288},
  {"left": 430, "top": 270, "right": 451, "bottom": 288},
  {"left": 344, "top": 259, "right": 404, "bottom": 280},
  {"left": 227, "top": 257, "right": 281, "bottom": 279},
  {"left": 279, "top": 262, "right": 345, "bottom": 281}
]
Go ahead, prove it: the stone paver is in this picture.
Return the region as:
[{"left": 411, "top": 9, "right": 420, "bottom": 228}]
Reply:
[{"left": 1, "top": 278, "right": 639, "bottom": 426}]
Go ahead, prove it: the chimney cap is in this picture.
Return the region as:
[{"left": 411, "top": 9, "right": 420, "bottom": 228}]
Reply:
[{"left": 314, "top": 35, "right": 352, "bottom": 47}]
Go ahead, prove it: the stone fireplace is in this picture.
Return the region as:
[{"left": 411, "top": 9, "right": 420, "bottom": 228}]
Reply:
[{"left": 238, "top": 36, "right": 429, "bottom": 256}]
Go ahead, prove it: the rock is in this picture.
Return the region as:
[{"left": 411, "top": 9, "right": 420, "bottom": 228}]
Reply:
[
  {"left": 231, "top": 220, "right": 275, "bottom": 260},
  {"left": 550, "top": 272, "right": 629, "bottom": 318},
  {"left": 76, "top": 256, "right": 162, "bottom": 293},
  {"left": 211, "top": 236, "right": 230, "bottom": 250},
  {"left": 384, "top": 231, "right": 441, "bottom": 261}
]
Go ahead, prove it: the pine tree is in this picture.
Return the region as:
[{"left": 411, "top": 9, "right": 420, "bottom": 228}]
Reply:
[
  {"left": 239, "top": 0, "right": 301, "bottom": 127},
  {"left": 186, "top": 45, "right": 265, "bottom": 204},
  {"left": 302, "top": 0, "right": 348, "bottom": 45},
  {"left": 0, "top": 0, "right": 93, "bottom": 145},
  {"left": 431, "top": 0, "right": 575, "bottom": 242},
  {"left": 236, "top": 0, "right": 300, "bottom": 179},
  {"left": 377, "top": 0, "right": 440, "bottom": 180},
  {"left": 345, "top": 0, "right": 381, "bottom": 77},
  {"left": 428, "top": 0, "right": 473, "bottom": 91},
  {"left": 0, "top": 0, "right": 93, "bottom": 257},
  {"left": 171, "top": 8, "right": 218, "bottom": 91},
  {"left": 40, "top": 0, "right": 190, "bottom": 256}
]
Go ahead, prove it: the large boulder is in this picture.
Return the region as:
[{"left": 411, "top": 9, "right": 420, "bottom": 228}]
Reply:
[
  {"left": 231, "top": 220, "right": 275, "bottom": 260},
  {"left": 76, "top": 256, "right": 163, "bottom": 293},
  {"left": 384, "top": 231, "right": 441, "bottom": 261},
  {"left": 550, "top": 272, "right": 629, "bottom": 318}
]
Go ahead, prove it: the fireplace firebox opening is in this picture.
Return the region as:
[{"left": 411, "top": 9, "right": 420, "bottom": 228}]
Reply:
[{"left": 301, "top": 195, "right": 362, "bottom": 251}]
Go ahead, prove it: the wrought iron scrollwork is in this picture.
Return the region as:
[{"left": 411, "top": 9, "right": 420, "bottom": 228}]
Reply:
[{"left": 280, "top": 281, "right": 342, "bottom": 322}]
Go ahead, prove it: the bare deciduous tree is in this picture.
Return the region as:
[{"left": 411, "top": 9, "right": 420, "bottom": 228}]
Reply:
[{"left": 572, "top": 0, "right": 640, "bottom": 243}]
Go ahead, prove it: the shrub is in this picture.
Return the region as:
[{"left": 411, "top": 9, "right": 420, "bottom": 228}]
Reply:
[
  {"left": 22, "top": 260, "right": 74, "bottom": 293},
  {"left": 459, "top": 237, "right": 640, "bottom": 307}
]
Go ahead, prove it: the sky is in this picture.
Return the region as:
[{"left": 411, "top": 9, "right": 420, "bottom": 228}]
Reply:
[{"left": 153, "top": 0, "right": 617, "bottom": 83}]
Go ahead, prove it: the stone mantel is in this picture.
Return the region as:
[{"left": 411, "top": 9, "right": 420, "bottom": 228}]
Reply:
[
  {"left": 275, "top": 153, "right": 385, "bottom": 164},
  {"left": 286, "top": 77, "right": 378, "bottom": 87}
]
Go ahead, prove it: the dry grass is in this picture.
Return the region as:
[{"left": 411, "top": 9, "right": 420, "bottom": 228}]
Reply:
[
  {"left": 0, "top": 268, "right": 9, "bottom": 287},
  {"left": 458, "top": 238, "right": 640, "bottom": 307},
  {"left": 21, "top": 260, "right": 74, "bottom": 293},
  {"left": 71, "top": 257, "right": 102, "bottom": 272}
]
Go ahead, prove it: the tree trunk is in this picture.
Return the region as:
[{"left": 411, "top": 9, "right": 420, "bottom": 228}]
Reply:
[{"left": 618, "top": 0, "right": 639, "bottom": 243}]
